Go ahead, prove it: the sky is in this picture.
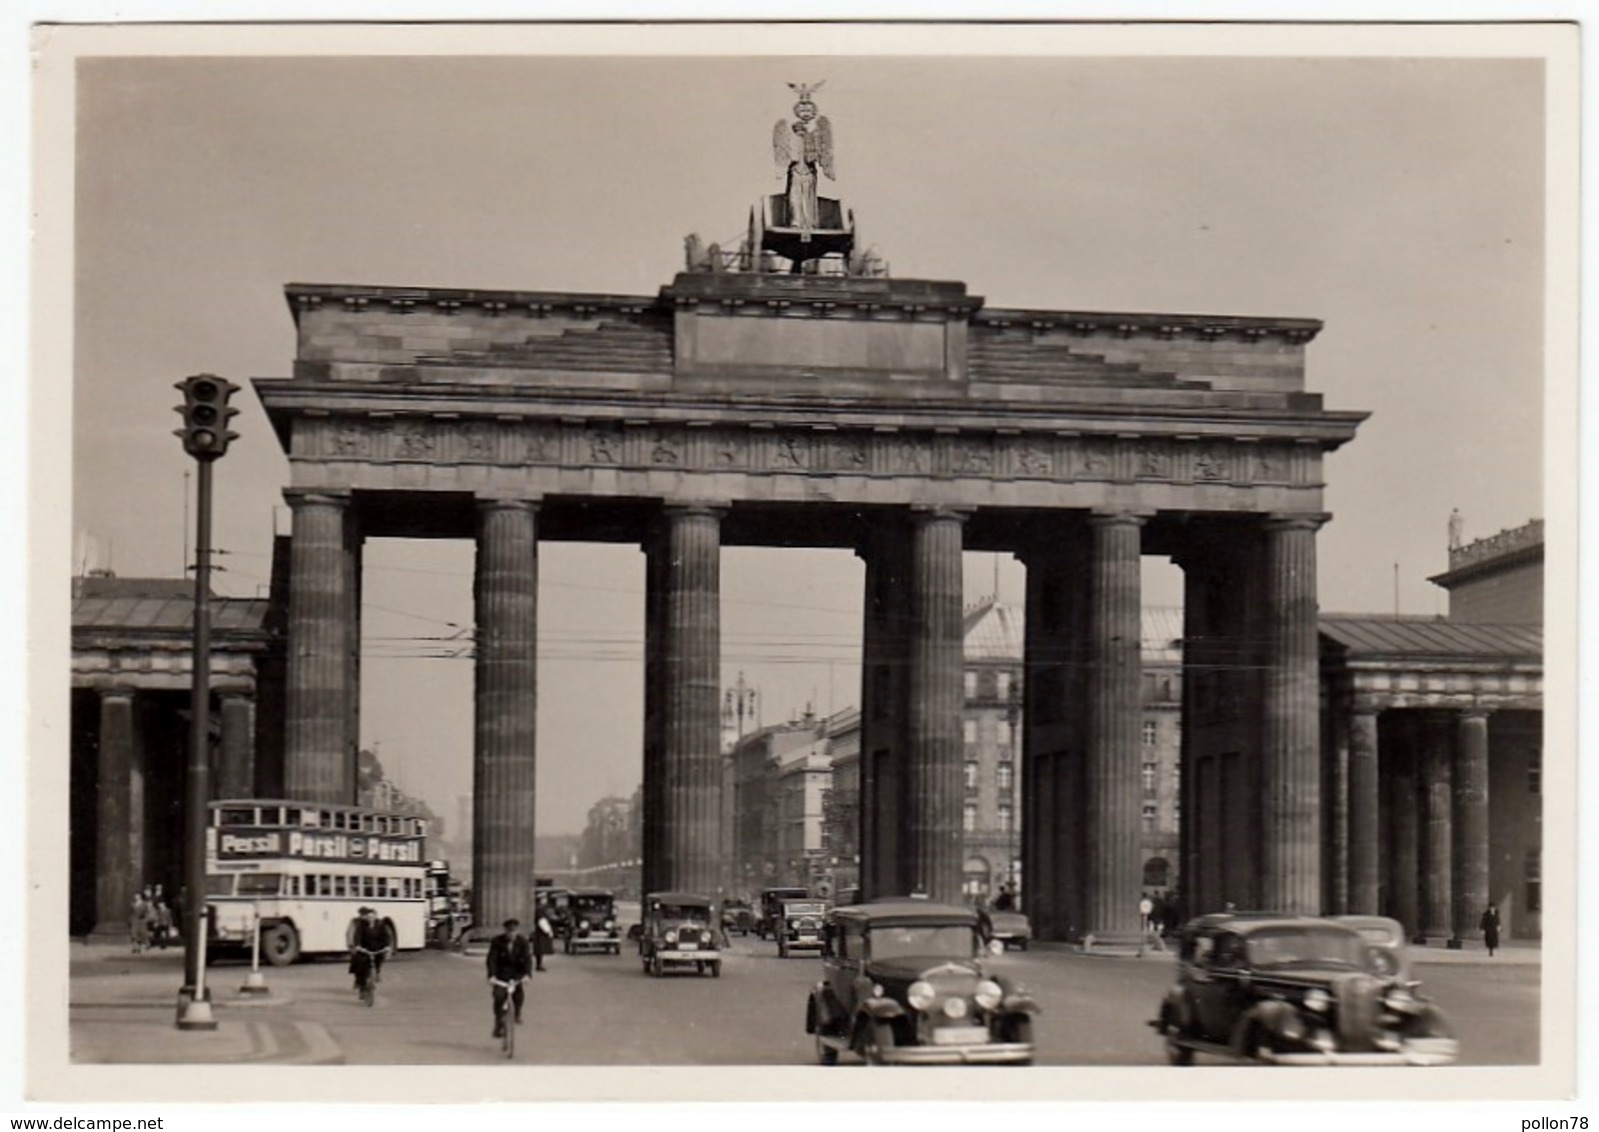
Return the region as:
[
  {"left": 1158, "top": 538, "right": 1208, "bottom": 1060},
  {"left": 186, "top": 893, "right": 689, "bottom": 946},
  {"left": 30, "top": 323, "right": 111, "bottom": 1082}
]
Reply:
[{"left": 66, "top": 37, "right": 1552, "bottom": 836}]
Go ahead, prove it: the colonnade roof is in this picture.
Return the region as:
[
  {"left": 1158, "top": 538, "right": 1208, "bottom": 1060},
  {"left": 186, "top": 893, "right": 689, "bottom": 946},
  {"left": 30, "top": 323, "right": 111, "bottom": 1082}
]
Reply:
[
  {"left": 1318, "top": 615, "right": 1541, "bottom": 662},
  {"left": 72, "top": 576, "right": 270, "bottom": 636}
]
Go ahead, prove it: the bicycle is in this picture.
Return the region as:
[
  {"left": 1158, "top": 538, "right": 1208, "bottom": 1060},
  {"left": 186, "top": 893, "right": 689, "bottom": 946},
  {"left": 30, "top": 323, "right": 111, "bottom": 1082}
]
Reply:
[
  {"left": 489, "top": 976, "right": 526, "bottom": 1058},
  {"left": 352, "top": 946, "right": 386, "bottom": 1007}
]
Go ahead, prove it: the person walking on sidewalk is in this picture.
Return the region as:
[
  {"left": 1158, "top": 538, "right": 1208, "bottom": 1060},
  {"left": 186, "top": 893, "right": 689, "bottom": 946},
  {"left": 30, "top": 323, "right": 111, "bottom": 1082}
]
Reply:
[
  {"left": 1137, "top": 892, "right": 1166, "bottom": 957},
  {"left": 1480, "top": 905, "right": 1502, "bottom": 957},
  {"left": 533, "top": 904, "right": 555, "bottom": 972},
  {"left": 129, "top": 888, "right": 152, "bottom": 954},
  {"left": 487, "top": 918, "right": 533, "bottom": 1038}
]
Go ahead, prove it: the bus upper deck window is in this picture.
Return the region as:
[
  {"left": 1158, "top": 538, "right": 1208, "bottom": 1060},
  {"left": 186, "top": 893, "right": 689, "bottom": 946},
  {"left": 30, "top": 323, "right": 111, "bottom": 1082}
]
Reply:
[{"left": 219, "top": 807, "right": 255, "bottom": 826}]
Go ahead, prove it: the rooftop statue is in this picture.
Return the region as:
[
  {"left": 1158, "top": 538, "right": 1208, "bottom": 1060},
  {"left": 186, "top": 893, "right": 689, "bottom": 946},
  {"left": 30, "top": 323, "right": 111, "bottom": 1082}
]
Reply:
[{"left": 751, "top": 81, "right": 856, "bottom": 273}]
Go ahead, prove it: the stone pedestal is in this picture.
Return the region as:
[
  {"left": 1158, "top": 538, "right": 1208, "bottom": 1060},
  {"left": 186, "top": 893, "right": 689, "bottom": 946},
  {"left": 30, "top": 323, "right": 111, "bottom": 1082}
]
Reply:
[
  {"left": 1082, "top": 511, "right": 1144, "bottom": 942},
  {"left": 1451, "top": 710, "right": 1491, "bottom": 945},
  {"left": 1346, "top": 708, "right": 1381, "bottom": 915},
  {"left": 1261, "top": 515, "right": 1324, "bottom": 914},
  {"left": 903, "top": 507, "right": 967, "bottom": 904},
  {"left": 651, "top": 505, "right": 723, "bottom": 895},
  {"left": 472, "top": 498, "right": 539, "bottom": 931},
  {"left": 284, "top": 490, "right": 354, "bottom": 802}
]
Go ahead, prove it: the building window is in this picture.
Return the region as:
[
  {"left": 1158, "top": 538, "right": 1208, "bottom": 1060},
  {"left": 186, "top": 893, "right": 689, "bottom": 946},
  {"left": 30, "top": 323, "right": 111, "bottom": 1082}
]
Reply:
[
  {"left": 1525, "top": 849, "right": 1541, "bottom": 914},
  {"left": 1141, "top": 803, "right": 1157, "bottom": 833},
  {"left": 964, "top": 670, "right": 978, "bottom": 698},
  {"left": 998, "top": 803, "right": 1014, "bottom": 833},
  {"left": 963, "top": 719, "right": 978, "bottom": 746},
  {"left": 964, "top": 761, "right": 979, "bottom": 791},
  {"left": 963, "top": 804, "right": 977, "bottom": 833},
  {"left": 1142, "top": 720, "right": 1159, "bottom": 747},
  {"left": 997, "top": 763, "right": 1014, "bottom": 792},
  {"left": 1142, "top": 762, "right": 1157, "bottom": 795},
  {"left": 996, "top": 672, "right": 1011, "bottom": 700},
  {"left": 996, "top": 720, "right": 1012, "bottom": 749},
  {"left": 1528, "top": 750, "right": 1541, "bottom": 794}
]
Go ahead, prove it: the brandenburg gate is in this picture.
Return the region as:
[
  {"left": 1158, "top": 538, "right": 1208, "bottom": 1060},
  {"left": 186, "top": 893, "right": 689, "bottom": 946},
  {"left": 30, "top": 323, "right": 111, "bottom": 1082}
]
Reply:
[{"left": 253, "top": 90, "right": 1365, "bottom": 942}]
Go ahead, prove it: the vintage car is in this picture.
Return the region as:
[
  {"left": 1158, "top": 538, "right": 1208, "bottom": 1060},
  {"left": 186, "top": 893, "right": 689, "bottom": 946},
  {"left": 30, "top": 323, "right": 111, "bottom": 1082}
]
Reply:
[
  {"left": 777, "top": 899, "right": 830, "bottom": 958},
  {"left": 565, "top": 888, "right": 622, "bottom": 955},
  {"left": 805, "top": 899, "right": 1039, "bottom": 1065},
  {"left": 1152, "top": 913, "right": 1459, "bottom": 1066},
  {"left": 639, "top": 891, "right": 723, "bottom": 978},
  {"left": 1335, "top": 914, "right": 1414, "bottom": 981},
  {"left": 987, "top": 910, "right": 1033, "bottom": 951},
  {"left": 757, "top": 886, "right": 811, "bottom": 940},
  {"left": 721, "top": 899, "right": 756, "bottom": 937}
]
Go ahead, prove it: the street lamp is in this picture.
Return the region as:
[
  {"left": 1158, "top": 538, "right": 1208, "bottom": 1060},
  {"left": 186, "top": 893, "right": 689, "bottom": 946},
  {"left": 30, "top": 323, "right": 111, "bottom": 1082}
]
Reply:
[{"left": 172, "top": 373, "right": 240, "bottom": 1031}]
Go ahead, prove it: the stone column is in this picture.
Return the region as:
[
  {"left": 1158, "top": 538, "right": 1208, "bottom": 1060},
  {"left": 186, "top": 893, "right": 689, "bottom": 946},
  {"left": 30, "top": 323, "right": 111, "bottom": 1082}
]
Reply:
[
  {"left": 472, "top": 498, "right": 539, "bottom": 931},
  {"left": 1418, "top": 714, "right": 1454, "bottom": 940},
  {"left": 93, "top": 691, "right": 141, "bottom": 938},
  {"left": 284, "top": 490, "right": 354, "bottom": 802},
  {"left": 1021, "top": 540, "right": 1089, "bottom": 941},
  {"left": 1387, "top": 732, "right": 1420, "bottom": 934},
  {"left": 1260, "top": 514, "right": 1325, "bottom": 914},
  {"left": 903, "top": 507, "right": 967, "bottom": 904},
  {"left": 654, "top": 504, "right": 723, "bottom": 894},
  {"left": 1451, "top": 709, "right": 1491, "bottom": 946},
  {"left": 1083, "top": 511, "right": 1145, "bottom": 943},
  {"left": 216, "top": 693, "right": 256, "bottom": 801},
  {"left": 641, "top": 529, "right": 665, "bottom": 898},
  {"left": 1346, "top": 705, "right": 1382, "bottom": 915},
  {"left": 857, "top": 522, "right": 912, "bottom": 900}
]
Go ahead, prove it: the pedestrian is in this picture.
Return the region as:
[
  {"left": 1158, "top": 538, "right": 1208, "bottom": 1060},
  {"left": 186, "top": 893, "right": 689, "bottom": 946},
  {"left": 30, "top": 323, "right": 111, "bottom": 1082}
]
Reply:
[
  {"left": 533, "top": 903, "right": 554, "bottom": 972},
  {"left": 486, "top": 918, "right": 532, "bottom": 1038},
  {"left": 152, "top": 898, "right": 174, "bottom": 949},
  {"left": 129, "top": 888, "right": 152, "bottom": 954},
  {"left": 1480, "top": 905, "right": 1501, "bottom": 957},
  {"left": 993, "top": 884, "right": 1015, "bottom": 912},
  {"left": 1136, "top": 892, "right": 1165, "bottom": 956}
]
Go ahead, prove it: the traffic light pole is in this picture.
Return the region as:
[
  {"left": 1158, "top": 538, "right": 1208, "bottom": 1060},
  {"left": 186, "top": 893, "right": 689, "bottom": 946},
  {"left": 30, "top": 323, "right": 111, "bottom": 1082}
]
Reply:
[{"left": 176, "top": 455, "right": 218, "bottom": 1031}]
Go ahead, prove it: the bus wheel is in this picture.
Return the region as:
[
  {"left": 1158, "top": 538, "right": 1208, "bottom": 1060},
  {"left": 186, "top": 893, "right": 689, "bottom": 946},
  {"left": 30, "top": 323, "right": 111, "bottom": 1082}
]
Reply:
[{"left": 261, "top": 922, "right": 300, "bottom": 967}]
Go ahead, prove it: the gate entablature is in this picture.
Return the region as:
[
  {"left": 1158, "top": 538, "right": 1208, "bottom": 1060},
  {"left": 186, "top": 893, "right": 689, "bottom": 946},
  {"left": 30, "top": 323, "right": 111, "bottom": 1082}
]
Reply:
[{"left": 260, "top": 275, "right": 1364, "bottom": 518}]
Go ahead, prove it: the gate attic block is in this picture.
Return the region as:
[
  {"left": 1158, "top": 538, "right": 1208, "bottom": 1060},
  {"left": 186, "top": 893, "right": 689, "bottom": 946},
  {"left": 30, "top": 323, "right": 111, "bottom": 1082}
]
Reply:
[{"left": 256, "top": 271, "right": 1365, "bottom": 931}]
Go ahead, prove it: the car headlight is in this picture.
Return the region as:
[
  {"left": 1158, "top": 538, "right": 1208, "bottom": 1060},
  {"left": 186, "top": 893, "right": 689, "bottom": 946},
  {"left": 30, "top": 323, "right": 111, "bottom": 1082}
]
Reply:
[
  {"left": 1303, "top": 988, "right": 1331, "bottom": 1013},
  {"left": 1383, "top": 987, "right": 1418, "bottom": 1011},
  {"left": 665, "top": 929, "right": 678, "bottom": 944},
  {"left": 942, "top": 997, "right": 969, "bottom": 1020},
  {"left": 604, "top": 920, "right": 615, "bottom": 930},
  {"left": 974, "top": 980, "right": 1003, "bottom": 1010},
  {"left": 907, "top": 981, "right": 936, "bottom": 1010},
  {"left": 872, "top": 984, "right": 885, "bottom": 998}
]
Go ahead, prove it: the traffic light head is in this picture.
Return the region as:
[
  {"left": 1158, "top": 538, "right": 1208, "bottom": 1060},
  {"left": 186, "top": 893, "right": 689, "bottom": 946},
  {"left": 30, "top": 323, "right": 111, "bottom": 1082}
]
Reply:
[{"left": 173, "top": 373, "right": 241, "bottom": 460}]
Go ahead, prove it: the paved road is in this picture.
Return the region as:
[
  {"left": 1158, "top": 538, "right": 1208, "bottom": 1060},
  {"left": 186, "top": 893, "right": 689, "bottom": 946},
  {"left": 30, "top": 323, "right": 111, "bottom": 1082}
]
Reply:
[{"left": 145, "top": 933, "right": 1537, "bottom": 1067}]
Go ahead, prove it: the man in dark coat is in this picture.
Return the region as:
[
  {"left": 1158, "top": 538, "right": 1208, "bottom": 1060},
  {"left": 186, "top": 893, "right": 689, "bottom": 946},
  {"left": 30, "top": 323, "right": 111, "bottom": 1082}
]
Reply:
[
  {"left": 1480, "top": 905, "right": 1502, "bottom": 957},
  {"left": 486, "top": 918, "right": 532, "bottom": 1037}
]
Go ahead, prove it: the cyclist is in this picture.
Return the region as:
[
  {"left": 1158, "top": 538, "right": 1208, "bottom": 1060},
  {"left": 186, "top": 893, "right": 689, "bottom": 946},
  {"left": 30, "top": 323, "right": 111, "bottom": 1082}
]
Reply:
[
  {"left": 486, "top": 917, "right": 532, "bottom": 1038},
  {"left": 346, "top": 906, "right": 395, "bottom": 996}
]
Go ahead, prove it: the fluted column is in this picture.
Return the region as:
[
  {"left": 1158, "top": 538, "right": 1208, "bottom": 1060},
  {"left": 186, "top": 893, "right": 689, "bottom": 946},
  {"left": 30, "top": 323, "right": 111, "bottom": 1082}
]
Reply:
[
  {"left": 472, "top": 498, "right": 539, "bottom": 931},
  {"left": 641, "top": 530, "right": 665, "bottom": 897},
  {"left": 1083, "top": 511, "right": 1145, "bottom": 941},
  {"left": 1418, "top": 714, "right": 1454, "bottom": 939},
  {"left": 904, "top": 506, "right": 968, "bottom": 904},
  {"left": 1021, "top": 539, "right": 1089, "bottom": 940},
  {"left": 655, "top": 504, "right": 723, "bottom": 894},
  {"left": 93, "top": 691, "right": 141, "bottom": 937},
  {"left": 1387, "top": 732, "right": 1420, "bottom": 934},
  {"left": 1261, "top": 514, "right": 1325, "bottom": 914},
  {"left": 857, "top": 522, "right": 912, "bottom": 900},
  {"left": 284, "top": 490, "right": 354, "bottom": 802},
  {"left": 1451, "top": 710, "right": 1491, "bottom": 946},
  {"left": 216, "top": 693, "right": 256, "bottom": 801},
  {"left": 1346, "top": 706, "right": 1382, "bottom": 915}
]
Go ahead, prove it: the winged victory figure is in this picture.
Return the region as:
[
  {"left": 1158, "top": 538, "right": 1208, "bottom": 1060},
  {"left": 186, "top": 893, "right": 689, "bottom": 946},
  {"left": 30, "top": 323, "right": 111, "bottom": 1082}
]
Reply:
[{"left": 772, "top": 81, "right": 836, "bottom": 239}]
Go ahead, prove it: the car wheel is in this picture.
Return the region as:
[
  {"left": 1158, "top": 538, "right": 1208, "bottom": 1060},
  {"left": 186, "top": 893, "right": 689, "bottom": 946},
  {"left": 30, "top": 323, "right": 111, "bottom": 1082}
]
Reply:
[
  {"left": 710, "top": 961, "right": 721, "bottom": 978},
  {"left": 650, "top": 955, "right": 663, "bottom": 978},
  {"left": 260, "top": 922, "right": 300, "bottom": 967},
  {"left": 1161, "top": 1008, "right": 1195, "bottom": 1065},
  {"left": 815, "top": 1031, "right": 838, "bottom": 1066}
]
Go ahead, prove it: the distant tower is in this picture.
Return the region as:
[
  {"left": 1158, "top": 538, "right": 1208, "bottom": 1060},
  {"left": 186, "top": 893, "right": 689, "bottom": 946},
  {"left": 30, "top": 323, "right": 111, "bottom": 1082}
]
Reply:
[{"left": 721, "top": 672, "right": 761, "bottom": 753}]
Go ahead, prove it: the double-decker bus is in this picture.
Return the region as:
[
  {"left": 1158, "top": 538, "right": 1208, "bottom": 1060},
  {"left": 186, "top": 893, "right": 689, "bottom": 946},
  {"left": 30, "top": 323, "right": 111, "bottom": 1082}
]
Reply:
[{"left": 203, "top": 798, "right": 430, "bottom": 966}]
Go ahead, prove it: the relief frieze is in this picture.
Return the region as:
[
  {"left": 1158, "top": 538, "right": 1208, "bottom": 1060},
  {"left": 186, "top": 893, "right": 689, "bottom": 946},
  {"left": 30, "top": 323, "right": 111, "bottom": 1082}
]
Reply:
[{"left": 309, "top": 416, "right": 1281, "bottom": 493}]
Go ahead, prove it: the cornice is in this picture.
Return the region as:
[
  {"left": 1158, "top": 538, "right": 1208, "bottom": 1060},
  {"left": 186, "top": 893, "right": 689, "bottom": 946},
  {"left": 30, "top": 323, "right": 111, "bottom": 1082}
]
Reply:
[{"left": 975, "top": 307, "right": 1324, "bottom": 344}]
